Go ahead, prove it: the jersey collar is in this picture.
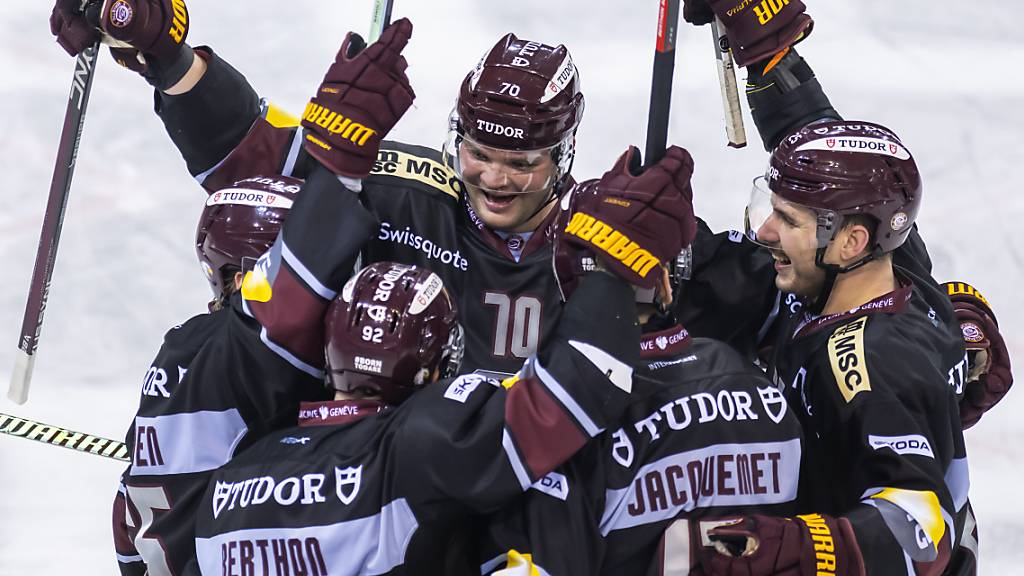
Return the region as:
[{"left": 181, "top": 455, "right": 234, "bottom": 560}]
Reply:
[
  {"left": 640, "top": 324, "right": 693, "bottom": 358},
  {"left": 793, "top": 281, "right": 913, "bottom": 339},
  {"left": 297, "top": 399, "right": 389, "bottom": 427}
]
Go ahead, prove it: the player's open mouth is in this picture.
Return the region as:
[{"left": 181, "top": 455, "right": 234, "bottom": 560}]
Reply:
[
  {"left": 771, "top": 250, "right": 792, "bottom": 269},
  {"left": 482, "top": 190, "right": 517, "bottom": 210}
]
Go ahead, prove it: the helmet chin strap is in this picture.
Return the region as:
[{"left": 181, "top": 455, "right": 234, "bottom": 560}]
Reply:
[{"left": 808, "top": 245, "right": 882, "bottom": 315}]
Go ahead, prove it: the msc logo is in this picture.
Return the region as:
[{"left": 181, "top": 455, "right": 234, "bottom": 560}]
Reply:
[
  {"left": 564, "top": 212, "right": 659, "bottom": 279},
  {"left": 828, "top": 317, "right": 871, "bottom": 403},
  {"left": 753, "top": 0, "right": 791, "bottom": 26},
  {"left": 167, "top": 0, "right": 188, "bottom": 44},
  {"left": 302, "top": 102, "right": 376, "bottom": 146}
]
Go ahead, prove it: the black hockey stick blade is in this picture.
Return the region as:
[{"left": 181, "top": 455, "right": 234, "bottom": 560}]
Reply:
[
  {"left": 368, "top": 0, "right": 395, "bottom": 43},
  {"left": 10, "top": 41, "right": 100, "bottom": 405},
  {"left": 644, "top": 0, "right": 681, "bottom": 168},
  {"left": 0, "top": 412, "right": 129, "bottom": 462}
]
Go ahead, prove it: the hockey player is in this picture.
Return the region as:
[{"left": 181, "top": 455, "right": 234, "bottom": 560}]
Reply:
[
  {"left": 668, "top": 1, "right": 982, "bottom": 573},
  {"left": 111, "top": 175, "right": 361, "bottom": 576},
  {"left": 187, "top": 132, "right": 697, "bottom": 575},
  {"left": 475, "top": 173, "right": 806, "bottom": 576},
  {"left": 48, "top": 0, "right": 708, "bottom": 377}
]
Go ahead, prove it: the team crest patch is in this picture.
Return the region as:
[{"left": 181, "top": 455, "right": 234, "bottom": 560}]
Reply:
[
  {"left": 108, "top": 0, "right": 133, "bottom": 28},
  {"left": 890, "top": 212, "right": 909, "bottom": 231},
  {"left": 960, "top": 321, "right": 985, "bottom": 343}
]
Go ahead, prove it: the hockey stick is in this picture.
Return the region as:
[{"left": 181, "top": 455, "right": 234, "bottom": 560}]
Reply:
[
  {"left": 10, "top": 39, "right": 100, "bottom": 405},
  {"left": 711, "top": 16, "right": 747, "bottom": 148},
  {"left": 644, "top": 0, "right": 681, "bottom": 167},
  {"left": 368, "top": 0, "right": 394, "bottom": 43},
  {"left": 0, "top": 412, "right": 129, "bottom": 462}
]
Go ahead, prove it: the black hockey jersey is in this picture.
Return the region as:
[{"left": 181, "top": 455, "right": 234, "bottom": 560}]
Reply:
[
  {"left": 114, "top": 296, "right": 333, "bottom": 576},
  {"left": 112, "top": 167, "right": 379, "bottom": 576},
  {"left": 478, "top": 325, "right": 805, "bottom": 576},
  {"left": 151, "top": 48, "right": 746, "bottom": 376},
  {"left": 114, "top": 307, "right": 226, "bottom": 575},
  {"left": 683, "top": 218, "right": 972, "bottom": 574},
  {"left": 192, "top": 271, "right": 641, "bottom": 576},
  {"left": 771, "top": 269, "right": 971, "bottom": 575}
]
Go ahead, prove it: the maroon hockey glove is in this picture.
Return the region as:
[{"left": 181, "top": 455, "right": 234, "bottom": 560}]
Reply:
[
  {"left": 301, "top": 19, "right": 415, "bottom": 179},
  {"left": 684, "top": 0, "right": 812, "bottom": 67},
  {"left": 561, "top": 146, "right": 696, "bottom": 289},
  {"left": 682, "top": 0, "right": 714, "bottom": 26},
  {"left": 50, "top": 0, "right": 101, "bottom": 56},
  {"left": 943, "top": 282, "right": 1013, "bottom": 429},
  {"left": 700, "top": 514, "right": 865, "bottom": 576},
  {"left": 100, "top": 0, "right": 194, "bottom": 90}
]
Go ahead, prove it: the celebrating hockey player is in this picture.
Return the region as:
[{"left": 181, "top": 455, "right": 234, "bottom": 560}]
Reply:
[
  {"left": 188, "top": 109, "right": 698, "bottom": 576},
  {"left": 47, "top": 0, "right": 711, "bottom": 377},
  {"left": 474, "top": 164, "right": 805, "bottom": 575},
  {"left": 676, "top": 0, "right": 984, "bottom": 574},
  {"left": 111, "top": 176, "right": 354, "bottom": 576}
]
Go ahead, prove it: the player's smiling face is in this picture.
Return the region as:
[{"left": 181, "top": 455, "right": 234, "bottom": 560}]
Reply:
[
  {"left": 756, "top": 196, "right": 826, "bottom": 297},
  {"left": 459, "top": 139, "right": 558, "bottom": 233}
]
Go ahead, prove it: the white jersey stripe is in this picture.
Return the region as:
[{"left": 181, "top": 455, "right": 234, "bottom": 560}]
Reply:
[
  {"left": 129, "top": 410, "right": 247, "bottom": 476},
  {"left": 502, "top": 429, "right": 533, "bottom": 491},
  {"left": 196, "top": 498, "right": 418, "bottom": 576},
  {"left": 533, "top": 359, "right": 601, "bottom": 438},
  {"left": 281, "top": 241, "right": 336, "bottom": 300}
]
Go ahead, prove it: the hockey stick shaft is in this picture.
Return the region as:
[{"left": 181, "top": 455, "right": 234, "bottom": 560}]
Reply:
[
  {"left": 0, "top": 412, "right": 129, "bottom": 462},
  {"left": 10, "top": 41, "right": 101, "bottom": 405},
  {"left": 368, "top": 0, "right": 394, "bottom": 43},
  {"left": 644, "top": 0, "right": 681, "bottom": 168},
  {"left": 711, "top": 17, "right": 747, "bottom": 148}
]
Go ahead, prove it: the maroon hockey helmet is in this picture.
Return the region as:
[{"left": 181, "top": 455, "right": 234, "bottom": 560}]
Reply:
[
  {"left": 444, "top": 33, "right": 585, "bottom": 193},
  {"left": 195, "top": 176, "right": 301, "bottom": 301},
  {"left": 747, "top": 120, "right": 922, "bottom": 259},
  {"left": 325, "top": 262, "right": 463, "bottom": 405}
]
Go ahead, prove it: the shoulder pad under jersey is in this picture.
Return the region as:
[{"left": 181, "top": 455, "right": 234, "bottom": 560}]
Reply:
[{"left": 368, "top": 140, "right": 464, "bottom": 202}]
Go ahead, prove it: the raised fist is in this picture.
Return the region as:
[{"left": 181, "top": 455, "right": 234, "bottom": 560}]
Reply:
[
  {"left": 682, "top": 0, "right": 812, "bottom": 67},
  {"left": 302, "top": 19, "right": 416, "bottom": 179},
  {"left": 101, "top": 0, "right": 194, "bottom": 90},
  {"left": 50, "top": 0, "right": 101, "bottom": 56},
  {"left": 560, "top": 146, "right": 697, "bottom": 289},
  {"left": 943, "top": 282, "right": 1013, "bottom": 429}
]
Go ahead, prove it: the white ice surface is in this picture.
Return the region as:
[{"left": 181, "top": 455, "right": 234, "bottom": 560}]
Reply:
[{"left": 1, "top": 1, "right": 1022, "bottom": 573}]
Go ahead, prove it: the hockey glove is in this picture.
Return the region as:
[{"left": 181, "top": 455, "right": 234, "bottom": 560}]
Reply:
[
  {"left": 50, "top": 0, "right": 101, "bottom": 56},
  {"left": 99, "top": 0, "right": 194, "bottom": 90},
  {"left": 700, "top": 514, "right": 865, "bottom": 576},
  {"left": 561, "top": 146, "right": 696, "bottom": 290},
  {"left": 943, "top": 281, "right": 1013, "bottom": 429},
  {"left": 301, "top": 19, "right": 415, "bottom": 179},
  {"left": 682, "top": 0, "right": 812, "bottom": 67}
]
